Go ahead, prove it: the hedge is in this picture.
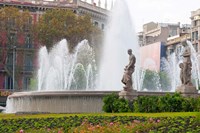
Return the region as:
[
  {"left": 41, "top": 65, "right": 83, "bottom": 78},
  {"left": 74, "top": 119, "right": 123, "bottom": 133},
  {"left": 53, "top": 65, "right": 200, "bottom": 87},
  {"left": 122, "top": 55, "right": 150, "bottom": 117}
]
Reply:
[{"left": 103, "top": 93, "right": 200, "bottom": 113}]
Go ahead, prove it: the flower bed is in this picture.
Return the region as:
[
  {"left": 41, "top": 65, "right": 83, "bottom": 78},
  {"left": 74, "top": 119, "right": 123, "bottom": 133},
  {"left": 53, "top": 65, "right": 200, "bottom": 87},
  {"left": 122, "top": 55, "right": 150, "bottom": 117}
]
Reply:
[{"left": 0, "top": 113, "right": 200, "bottom": 133}]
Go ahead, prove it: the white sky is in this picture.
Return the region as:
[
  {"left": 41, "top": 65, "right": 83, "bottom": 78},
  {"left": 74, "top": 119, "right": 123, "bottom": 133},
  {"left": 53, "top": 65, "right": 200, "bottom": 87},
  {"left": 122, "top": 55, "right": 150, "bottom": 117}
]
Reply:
[{"left": 92, "top": 0, "right": 200, "bottom": 32}]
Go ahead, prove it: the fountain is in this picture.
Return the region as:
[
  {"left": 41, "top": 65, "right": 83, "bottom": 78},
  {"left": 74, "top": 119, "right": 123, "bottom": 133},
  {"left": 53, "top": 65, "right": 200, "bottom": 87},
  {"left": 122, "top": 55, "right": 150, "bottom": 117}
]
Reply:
[
  {"left": 6, "top": 0, "right": 141, "bottom": 113},
  {"left": 5, "top": 0, "right": 199, "bottom": 113},
  {"left": 6, "top": 39, "right": 116, "bottom": 113},
  {"left": 38, "top": 39, "right": 96, "bottom": 91},
  {"left": 98, "top": 0, "right": 142, "bottom": 91}
]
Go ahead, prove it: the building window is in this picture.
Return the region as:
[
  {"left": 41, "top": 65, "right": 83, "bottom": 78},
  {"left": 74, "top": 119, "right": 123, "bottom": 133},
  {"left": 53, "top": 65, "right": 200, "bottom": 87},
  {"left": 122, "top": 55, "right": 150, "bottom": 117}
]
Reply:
[
  {"left": 5, "top": 76, "right": 13, "bottom": 90},
  {"left": 8, "top": 18, "right": 15, "bottom": 29},
  {"left": 192, "top": 32, "right": 195, "bottom": 41},
  {"left": 6, "top": 53, "right": 13, "bottom": 71},
  {"left": 23, "top": 77, "right": 31, "bottom": 90},
  {"left": 101, "top": 24, "right": 104, "bottom": 30},
  {"left": 94, "top": 21, "right": 98, "bottom": 26},
  {"left": 196, "top": 31, "right": 198, "bottom": 40},
  {"left": 193, "top": 43, "right": 198, "bottom": 52},
  {"left": 8, "top": 33, "right": 17, "bottom": 45},
  {"left": 24, "top": 54, "right": 33, "bottom": 71},
  {"left": 24, "top": 17, "right": 32, "bottom": 31},
  {"left": 25, "top": 34, "right": 32, "bottom": 48},
  {"left": 194, "top": 21, "right": 197, "bottom": 26},
  {"left": 169, "top": 29, "right": 177, "bottom": 37}
]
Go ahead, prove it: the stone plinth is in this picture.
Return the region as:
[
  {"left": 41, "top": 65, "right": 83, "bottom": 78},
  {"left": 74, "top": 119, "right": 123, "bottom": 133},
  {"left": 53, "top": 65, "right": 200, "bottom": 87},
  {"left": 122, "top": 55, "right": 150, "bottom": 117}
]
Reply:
[
  {"left": 176, "top": 85, "right": 198, "bottom": 97},
  {"left": 119, "top": 90, "right": 138, "bottom": 101}
]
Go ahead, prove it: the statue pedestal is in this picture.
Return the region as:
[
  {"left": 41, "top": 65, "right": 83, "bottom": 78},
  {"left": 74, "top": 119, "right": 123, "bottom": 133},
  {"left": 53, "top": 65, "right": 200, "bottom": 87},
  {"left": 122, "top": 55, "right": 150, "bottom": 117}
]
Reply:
[
  {"left": 176, "top": 85, "right": 198, "bottom": 97},
  {"left": 119, "top": 89, "right": 138, "bottom": 101}
]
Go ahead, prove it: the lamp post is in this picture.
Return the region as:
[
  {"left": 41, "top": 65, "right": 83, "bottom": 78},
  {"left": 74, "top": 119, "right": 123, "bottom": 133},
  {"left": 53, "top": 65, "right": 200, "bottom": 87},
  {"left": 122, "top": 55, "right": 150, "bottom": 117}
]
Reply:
[{"left": 12, "top": 45, "right": 16, "bottom": 91}]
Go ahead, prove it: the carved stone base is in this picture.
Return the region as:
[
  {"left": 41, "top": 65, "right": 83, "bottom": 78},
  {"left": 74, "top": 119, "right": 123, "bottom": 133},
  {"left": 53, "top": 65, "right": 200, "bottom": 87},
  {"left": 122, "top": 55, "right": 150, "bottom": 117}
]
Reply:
[
  {"left": 119, "top": 89, "right": 138, "bottom": 101},
  {"left": 176, "top": 85, "right": 198, "bottom": 97}
]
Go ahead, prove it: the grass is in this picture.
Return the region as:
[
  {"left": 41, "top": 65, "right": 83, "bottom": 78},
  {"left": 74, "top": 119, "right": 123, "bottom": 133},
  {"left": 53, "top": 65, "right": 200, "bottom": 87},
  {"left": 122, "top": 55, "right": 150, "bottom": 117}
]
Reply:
[{"left": 0, "top": 112, "right": 199, "bottom": 119}]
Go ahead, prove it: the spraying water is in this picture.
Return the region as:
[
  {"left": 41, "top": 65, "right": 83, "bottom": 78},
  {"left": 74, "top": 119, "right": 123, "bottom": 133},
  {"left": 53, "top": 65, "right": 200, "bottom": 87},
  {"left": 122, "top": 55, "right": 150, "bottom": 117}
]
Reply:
[
  {"left": 37, "top": 39, "right": 96, "bottom": 91},
  {"left": 98, "top": 0, "right": 141, "bottom": 90}
]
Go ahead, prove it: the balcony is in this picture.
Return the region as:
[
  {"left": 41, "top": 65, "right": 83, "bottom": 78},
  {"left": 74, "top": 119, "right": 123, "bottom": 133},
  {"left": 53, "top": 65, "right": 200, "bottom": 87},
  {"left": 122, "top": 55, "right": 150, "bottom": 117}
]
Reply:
[{"left": 77, "top": 0, "right": 109, "bottom": 15}]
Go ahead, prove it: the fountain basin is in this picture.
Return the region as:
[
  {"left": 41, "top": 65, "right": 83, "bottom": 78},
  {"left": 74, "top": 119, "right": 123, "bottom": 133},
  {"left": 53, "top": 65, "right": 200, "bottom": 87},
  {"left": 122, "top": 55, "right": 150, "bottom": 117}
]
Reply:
[{"left": 6, "top": 91, "right": 118, "bottom": 113}]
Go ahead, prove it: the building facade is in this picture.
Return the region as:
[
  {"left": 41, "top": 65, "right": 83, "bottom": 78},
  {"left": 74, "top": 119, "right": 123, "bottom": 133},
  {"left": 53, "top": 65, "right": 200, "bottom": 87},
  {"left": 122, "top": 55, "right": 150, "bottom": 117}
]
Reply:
[
  {"left": 191, "top": 8, "right": 200, "bottom": 52},
  {"left": 138, "top": 22, "right": 181, "bottom": 47},
  {"left": 166, "top": 24, "right": 191, "bottom": 59},
  {"left": 0, "top": 0, "right": 109, "bottom": 106}
]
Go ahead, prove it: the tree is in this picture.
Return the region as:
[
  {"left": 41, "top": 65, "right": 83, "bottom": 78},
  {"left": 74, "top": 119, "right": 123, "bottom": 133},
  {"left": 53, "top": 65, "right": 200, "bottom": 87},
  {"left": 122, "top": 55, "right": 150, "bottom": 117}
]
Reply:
[{"left": 34, "top": 9, "right": 97, "bottom": 52}]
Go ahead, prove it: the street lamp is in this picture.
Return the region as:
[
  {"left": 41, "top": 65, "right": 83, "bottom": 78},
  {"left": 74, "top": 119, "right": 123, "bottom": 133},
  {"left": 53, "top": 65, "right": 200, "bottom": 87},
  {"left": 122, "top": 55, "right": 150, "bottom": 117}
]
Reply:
[{"left": 12, "top": 45, "right": 16, "bottom": 91}]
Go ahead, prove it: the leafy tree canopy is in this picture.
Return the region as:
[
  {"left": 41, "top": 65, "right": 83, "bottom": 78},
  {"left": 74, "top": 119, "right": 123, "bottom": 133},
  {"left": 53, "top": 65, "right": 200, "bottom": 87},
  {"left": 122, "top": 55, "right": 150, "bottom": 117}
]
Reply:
[
  {"left": 35, "top": 9, "right": 98, "bottom": 52},
  {"left": 0, "top": 7, "right": 31, "bottom": 33}
]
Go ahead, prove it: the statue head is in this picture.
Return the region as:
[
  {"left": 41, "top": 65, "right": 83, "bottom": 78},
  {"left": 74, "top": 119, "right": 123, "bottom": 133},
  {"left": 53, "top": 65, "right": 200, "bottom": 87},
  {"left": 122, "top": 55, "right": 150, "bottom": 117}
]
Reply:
[
  {"left": 127, "top": 49, "right": 132, "bottom": 55},
  {"left": 179, "top": 63, "right": 183, "bottom": 69}
]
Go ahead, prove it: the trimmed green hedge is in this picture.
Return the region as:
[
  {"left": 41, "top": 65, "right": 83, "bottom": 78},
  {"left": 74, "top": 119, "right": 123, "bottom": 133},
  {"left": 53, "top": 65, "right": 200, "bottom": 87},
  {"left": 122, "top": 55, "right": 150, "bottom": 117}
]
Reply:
[
  {"left": 0, "top": 115, "right": 200, "bottom": 132},
  {"left": 103, "top": 93, "right": 200, "bottom": 113}
]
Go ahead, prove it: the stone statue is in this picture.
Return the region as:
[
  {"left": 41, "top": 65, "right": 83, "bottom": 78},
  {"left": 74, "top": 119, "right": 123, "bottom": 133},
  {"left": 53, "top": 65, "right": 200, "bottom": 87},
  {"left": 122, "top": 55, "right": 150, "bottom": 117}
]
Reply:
[
  {"left": 179, "top": 63, "right": 184, "bottom": 84},
  {"left": 121, "top": 49, "right": 136, "bottom": 91},
  {"left": 176, "top": 45, "right": 197, "bottom": 96},
  {"left": 180, "top": 47, "right": 192, "bottom": 85}
]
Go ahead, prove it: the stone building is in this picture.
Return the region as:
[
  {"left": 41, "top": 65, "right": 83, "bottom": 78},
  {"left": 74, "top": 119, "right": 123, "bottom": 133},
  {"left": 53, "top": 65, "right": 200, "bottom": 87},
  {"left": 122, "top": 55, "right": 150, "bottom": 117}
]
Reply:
[
  {"left": 138, "top": 22, "right": 180, "bottom": 47},
  {"left": 166, "top": 24, "right": 191, "bottom": 58},
  {"left": 138, "top": 22, "right": 190, "bottom": 71},
  {"left": 191, "top": 8, "right": 200, "bottom": 52}
]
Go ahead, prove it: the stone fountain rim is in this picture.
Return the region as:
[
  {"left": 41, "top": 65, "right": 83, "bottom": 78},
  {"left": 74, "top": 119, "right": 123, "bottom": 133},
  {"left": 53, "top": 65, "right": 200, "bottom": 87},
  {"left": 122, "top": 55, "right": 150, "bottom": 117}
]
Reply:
[{"left": 8, "top": 90, "right": 120, "bottom": 99}]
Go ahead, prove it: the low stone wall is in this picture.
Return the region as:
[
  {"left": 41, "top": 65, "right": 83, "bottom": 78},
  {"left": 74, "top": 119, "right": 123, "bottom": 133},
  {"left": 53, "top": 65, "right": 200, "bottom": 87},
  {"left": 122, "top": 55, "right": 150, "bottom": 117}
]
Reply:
[{"left": 6, "top": 91, "right": 119, "bottom": 113}]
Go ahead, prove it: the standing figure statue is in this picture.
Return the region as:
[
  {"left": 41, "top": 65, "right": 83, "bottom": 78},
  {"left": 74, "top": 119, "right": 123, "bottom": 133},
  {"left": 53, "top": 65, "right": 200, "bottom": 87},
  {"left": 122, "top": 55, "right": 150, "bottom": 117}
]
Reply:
[
  {"left": 121, "top": 49, "right": 136, "bottom": 91},
  {"left": 180, "top": 47, "right": 192, "bottom": 85}
]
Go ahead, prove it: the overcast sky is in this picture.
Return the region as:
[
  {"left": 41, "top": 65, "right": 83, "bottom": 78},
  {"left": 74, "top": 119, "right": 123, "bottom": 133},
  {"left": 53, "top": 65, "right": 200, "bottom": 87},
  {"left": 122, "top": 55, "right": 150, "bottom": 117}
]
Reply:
[{"left": 92, "top": 0, "right": 200, "bottom": 32}]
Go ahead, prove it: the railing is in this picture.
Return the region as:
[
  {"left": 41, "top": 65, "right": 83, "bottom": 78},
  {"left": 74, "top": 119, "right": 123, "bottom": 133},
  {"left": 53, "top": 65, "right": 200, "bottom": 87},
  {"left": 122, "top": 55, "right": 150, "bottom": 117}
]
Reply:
[
  {"left": 77, "top": 0, "right": 108, "bottom": 15},
  {"left": 167, "top": 34, "right": 191, "bottom": 45},
  {"left": 24, "top": 43, "right": 33, "bottom": 49},
  {"left": 0, "top": 44, "right": 35, "bottom": 50}
]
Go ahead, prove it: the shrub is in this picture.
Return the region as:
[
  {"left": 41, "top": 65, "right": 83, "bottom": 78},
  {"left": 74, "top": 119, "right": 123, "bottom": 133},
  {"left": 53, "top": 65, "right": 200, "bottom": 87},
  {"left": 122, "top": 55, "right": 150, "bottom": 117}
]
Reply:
[
  {"left": 103, "top": 93, "right": 200, "bottom": 113},
  {"left": 102, "top": 93, "right": 119, "bottom": 113}
]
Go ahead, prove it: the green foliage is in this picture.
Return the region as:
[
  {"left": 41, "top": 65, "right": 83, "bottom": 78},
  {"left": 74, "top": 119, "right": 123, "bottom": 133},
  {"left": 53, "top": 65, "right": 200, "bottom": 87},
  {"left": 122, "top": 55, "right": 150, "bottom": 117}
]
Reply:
[
  {"left": 0, "top": 114, "right": 199, "bottom": 133},
  {"left": 72, "top": 63, "right": 87, "bottom": 90},
  {"left": 34, "top": 9, "right": 99, "bottom": 52},
  {"left": 134, "top": 93, "right": 200, "bottom": 113},
  {"left": 0, "top": 7, "right": 32, "bottom": 34},
  {"left": 103, "top": 93, "right": 200, "bottom": 113},
  {"left": 29, "top": 78, "right": 37, "bottom": 91},
  {"left": 102, "top": 93, "right": 119, "bottom": 113},
  {"left": 142, "top": 69, "right": 171, "bottom": 91},
  {"left": 113, "top": 98, "right": 131, "bottom": 113}
]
